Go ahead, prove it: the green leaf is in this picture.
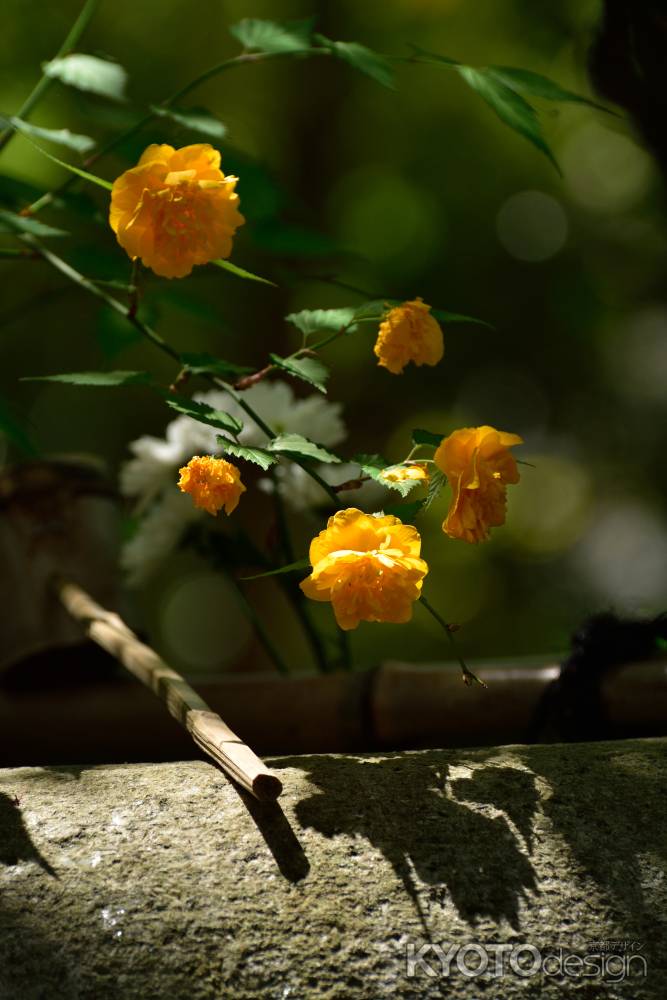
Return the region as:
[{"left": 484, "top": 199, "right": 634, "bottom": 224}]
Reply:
[
  {"left": 267, "top": 433, "right": 341, "bottom": 464},
  {"left": 315, "top": 34, "right": 395, "bottom": 89},
  {"left": 269, "top": 353, "right": 330, "bottom": 393},
  {"left": 10, "top": 118, "right": 95, "bottom": 155},
  {"left": 22, "top": 370, "right": 152, "bottom": 387},
  {"left": 377, "top": 465, "right": 426, "bottom": 498},
  {"left": 150, "top": 105, "right": 228, "bottom": 142},
  {"left": 217, "top": 436, "right": 277, "bottom": 471},
  {"left": 409, "top": 46, "right": 460, "bottom": 68},
  {"left": 230, "top": 17, "right": 315, "bottom": 54},
  {"left": 352, "top": 299, "right": 387, "bottom": 322},
  {"left": 424, "top": 468, "right": 447, "bottom": 511},
  {"left": 412, "top": 428, "right": 444, "bottom": 447},
  {"left": 408, "top": 49, "right": 559, "bottom": 170},
  {"left": 179, "top": 352, "right": 253, "bottom": 379},
  {"left": 285, "top": 307, "right": 357, "bottom": 337},
  {"left": 240, "top": 558, "right": 310, "bottom": 581},
  {"left": 0, "top": 394, "right": 38, "bottom": 456},
  {"left": 42, "top": 54, "right": 128, "bottom": 101},
  {"left": 353, "top": 453, "right": 388, "bottom": 481},
  {"left": 383, "top": 499, "right": 426, "bottom": 523},
  {"left": 486, "top": 66, "right": 609, "bottom": 112},
  {"left": 0, "top": 208, "right": 68, "bottom": 238},
  {"left": 430, "top": 307, "right": 494, "bottom": 329},
  {"left": 456, "top": 65, "right": 559, "bottom": 171},
  {"left": 211, "top": 258, "right": 277, "bottom": 286},
  {"left": 0, "top": 115, "right": 113, "bottom": 190},
  {"left": 163, "top": 394, "right": 243, "bottom": 435}
]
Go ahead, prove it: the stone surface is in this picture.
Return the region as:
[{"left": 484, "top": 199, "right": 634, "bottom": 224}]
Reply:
[{"left": 0, "top": 740, "right": 665, "bottom": 999}]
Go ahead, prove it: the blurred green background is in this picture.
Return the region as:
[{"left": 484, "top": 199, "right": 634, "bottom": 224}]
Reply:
[{"left": 2, "top": 0, "right": 666, "bottom": 676}]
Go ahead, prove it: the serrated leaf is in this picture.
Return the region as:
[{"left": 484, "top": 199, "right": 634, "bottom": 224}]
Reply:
[
  {"left": 377, "top": 465, "right": 426, "bottom": 498},
  {"left": 22, "top": 370, "right": 152, "bottom": 387},
  {"left": 353, "top": 454, "right": 387, "bottom": 482},
  {"left": 179, "top": 352, "right": 252, "bottom": 379},
  {"left": 315, "top": 35, "right": 395, "bottom": 89},
  {"left": 151, "top": 105, "right": 228, "bottom": 141},
  {"left": 383, "top": 499, "right": 426, "bottom": 523},
  {"left": 456, "top": 65, "right": 559, "bottom": 171},
  {"left": 0, "top": 208, "right": 68, "bottom": 238},
  {"left": 217, "top": 436, "right": 277, "bottom": 471},
  {"left": 486, "top": 66, "right": 609, "bottom": 112},
  {"left": 267, "top": 433, "right": 341, "bottom": 464},
  {"left": 0, "top": 115, "right": 113, "bottom": 190},
  {"left": 412, "top": 428, "right": 445, "bottom": 447},
  {"left": 163, "top": 394, "right": 243, "bottom": 435},
  {"left": 240, "top": 558, "right": 310, "bottom": 581},
  {"left": 10, "top": 118, "right": 95, "bottom": 154},
  {"left": 285, "top": 307, "right": 357, "bottom": 337},
  {"left": 424, "top": 468, "right": 447, "bottom": 511},
  {"left": 430, "top": 307, "right": 494, "bottom": 329},
  {"left": 352, "top": 299, "right": 388, "bottom": 321},
  {"left": 211, "top": 258, "right": 276, "bottom": 286},
  {"left": 43, "top": 54, "right": 128, "bottom": 101},
  {"left": 269, "top": 353, "right": 329, "bottom": 393},
  {"left": 230, "top": 17, "right": 315, "bottom": 54}
]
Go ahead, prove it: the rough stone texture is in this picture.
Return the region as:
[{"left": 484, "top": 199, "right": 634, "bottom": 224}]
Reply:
[{"left": 0, "top": 740, "right": 665, "bottom": 999}]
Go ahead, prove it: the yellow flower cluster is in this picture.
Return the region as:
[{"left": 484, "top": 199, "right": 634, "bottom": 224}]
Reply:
[
  {"left": 110, "top": 143, "right": 244, "bottom": 278},
  {"left": 299, "top": 508, "right": 428, "bottom": 630},
  {"left": 114, "top": 144, "right": 525, "bottom": 639},
  {"left": 178, "top": 456, "right": 246, "bottom": 516},
  {"left": 374, "top": 298, "right": 444, "bottom": 375},
  {"left": 435, "top": 426, "right": 523, "bottom": 543}
]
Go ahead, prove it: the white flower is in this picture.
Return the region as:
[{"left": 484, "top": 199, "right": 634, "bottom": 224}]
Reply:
[
  {"left": 119, "top": 380, "right": 348, "bottom": 581},
  {"left": 121, "top": 381, "right": 347, "bottom": 507},
  {"left": 223, "top": 381, "right": 346, "bottom": 448},
  {"left": 259, "top": 461, "right": 386, "bottom": 513},
  {"left": 121, "top": 490, "right": 202, "bottom": 585}
]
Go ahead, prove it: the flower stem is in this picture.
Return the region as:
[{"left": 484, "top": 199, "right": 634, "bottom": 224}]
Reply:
[
  {"left": 24, "top": 235, "right": 342, "bottom": 508},
  {"left": 271, "top": 483, "right": 331, "bottom": 673},
  {"left": 419, "top": 595, "right": 486, "bottom": 687},
  {"left": 0, "top": 0, "right": 101, "bottom": 155},
  {"left": 229, "top": 577, "right": 290, "bottom": 676}
]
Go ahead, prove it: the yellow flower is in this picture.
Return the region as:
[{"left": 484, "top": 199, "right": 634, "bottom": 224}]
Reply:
[
  {"left": 434, "top": 426, "right": 523, "bottom": 543},
  {"left": 300, "top": 508, "right": 428, "bottom": 630},
  {"left": 380, "top": 463, "right": 430, "bottom": 485},
  {"left": 109, "top": 143, "right": 245, "bottom": 278},
  {"left": 178, "top": 455, "right": 246, "bottom": 516},
  {"left": 374, "top": 298, "right": 444, "bottom": 375}
]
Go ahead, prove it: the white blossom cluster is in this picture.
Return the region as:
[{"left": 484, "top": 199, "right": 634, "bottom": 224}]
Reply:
[{"left": 120, "top": 381, "right": 353, "bottom": 583}]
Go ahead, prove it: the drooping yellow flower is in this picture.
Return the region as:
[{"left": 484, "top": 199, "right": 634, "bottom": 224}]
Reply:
[
  {"left": 380, "top": 463, "right": 430, "bottom": 486},
  {"left": 109, "top": 144, "right": 245, "bottom": 278},
  {"left": 300, "top": 508, "right": 428, "bottom": 630},
  {"left": 178, "top": 455, "right": 246, "bottom": 516},
  {"left": 434, "top": 426, "right": 523, "bottom": 543},
  {"left": 374, "top": 298, "right": 444, "bottom": 375}
]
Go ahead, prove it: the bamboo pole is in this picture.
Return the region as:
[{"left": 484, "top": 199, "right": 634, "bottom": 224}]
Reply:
[{"left": 54, "top": 577, "right": 282, "bottom": 801}]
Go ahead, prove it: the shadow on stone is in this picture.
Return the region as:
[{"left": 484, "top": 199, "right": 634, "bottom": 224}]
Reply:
[
  {"left": 239, "top": 789, "right": 310, "bottom": 883},
  {"left": 0, "top": 791, "right": 57, "bottom": 877},
  {"left": 277, "top": 752, "right": 538, "bottom": 931},
  {"left": 451, "top": 765, "right": 540, "bottom": 852}
]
